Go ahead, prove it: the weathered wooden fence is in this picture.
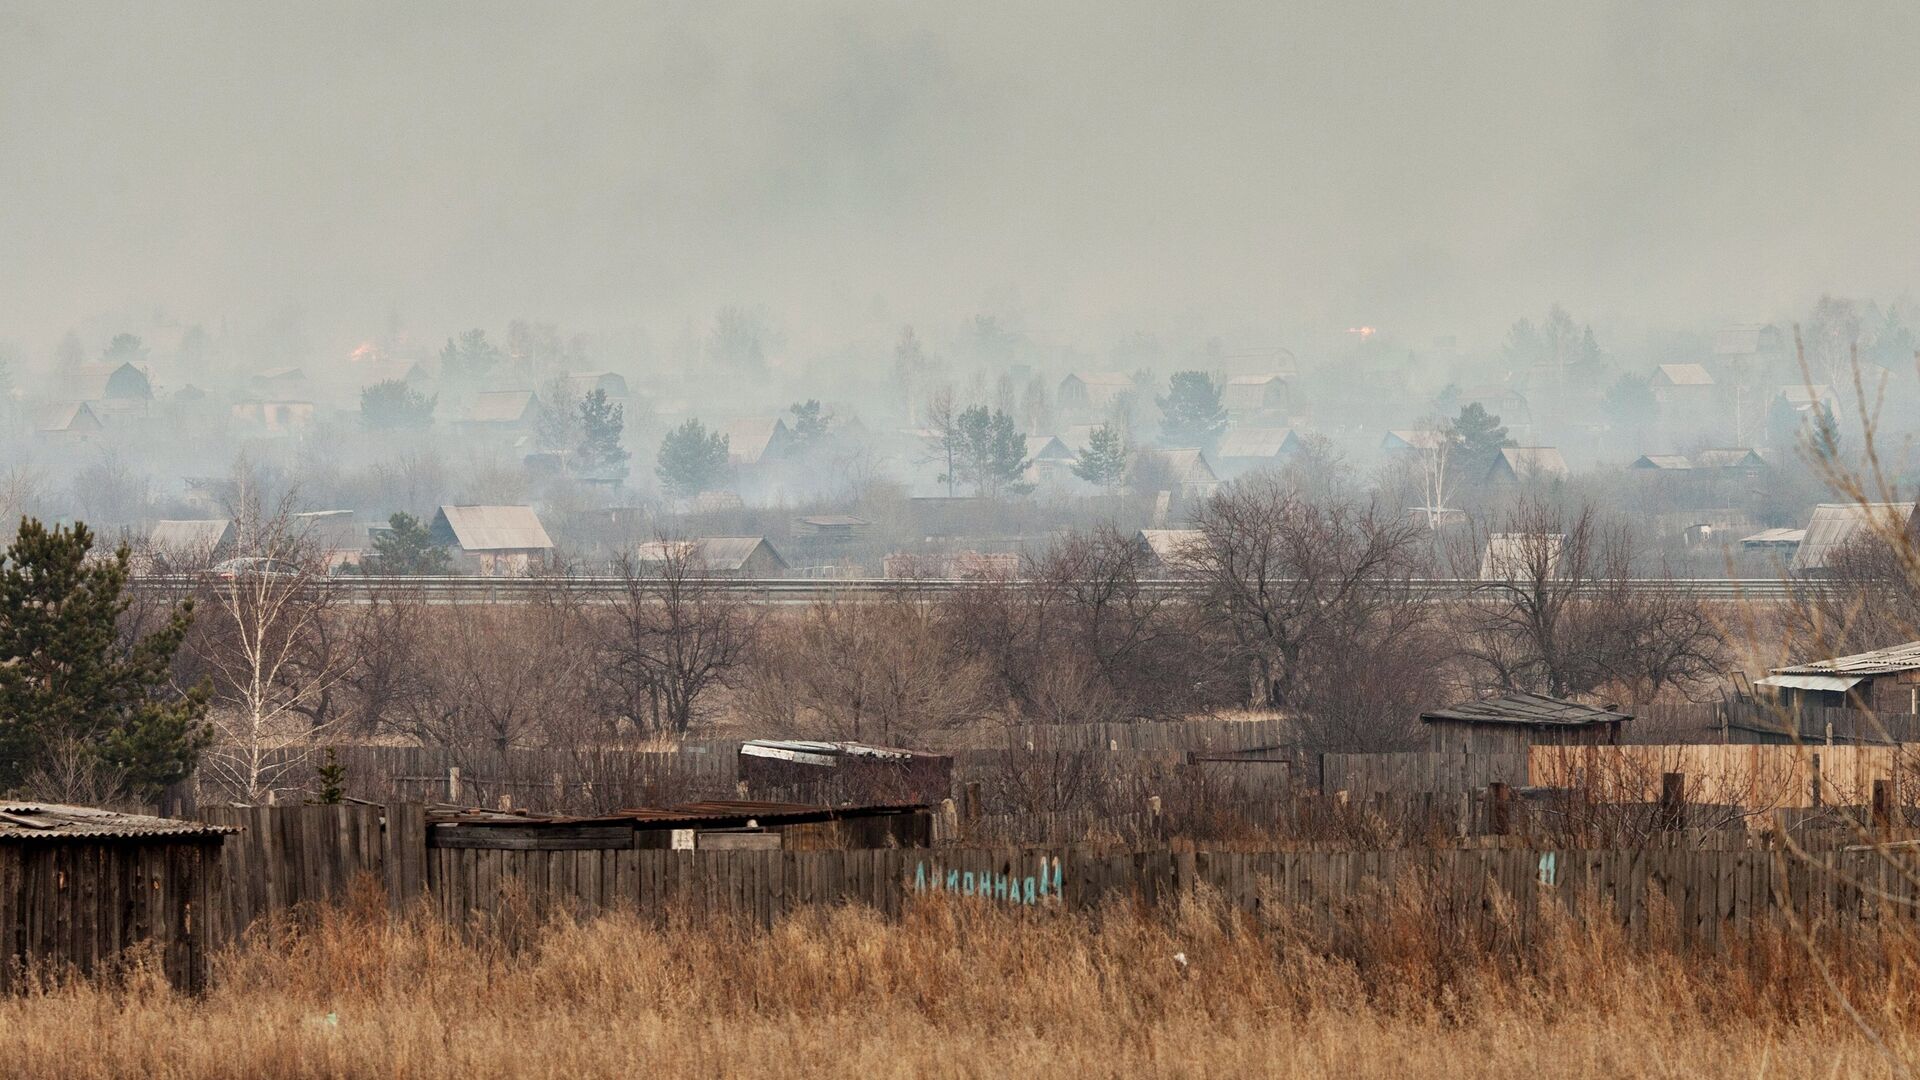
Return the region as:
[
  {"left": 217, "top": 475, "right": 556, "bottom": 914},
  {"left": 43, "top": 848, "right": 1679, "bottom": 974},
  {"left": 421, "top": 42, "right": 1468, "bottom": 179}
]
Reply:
[
  {"left": 176, "top": 804, "right": 1920, "bottom": 952},
  {"left": 1322, "top": 751, "right": 1529, "bottom": 798},
  {"left": 197, "top": 804, "right": 427, "bottom": 938}
]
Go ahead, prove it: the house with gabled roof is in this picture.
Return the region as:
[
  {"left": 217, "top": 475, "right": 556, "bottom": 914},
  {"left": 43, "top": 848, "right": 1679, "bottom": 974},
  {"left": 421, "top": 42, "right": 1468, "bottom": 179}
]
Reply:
[
  {"left": 429, "top": 505, "right": 553, "bottom": 577},
  {"left": 1790, "top": 502, "right": 1916, "bottom": 576},
  {"left": 1486, "top": 446, "right": 1569, "bottom": 484},
  {"left": 1128, "top": 448, "right": 1220, "bottom": 500},
  {"left": 1057, "top": 372, "right": 1135, "bottom": 417},
  {"left": 633, "top": 536, "right": 789, "bottom": 577},
  {"left": 462, "top": 389, "right": 539, "bottom": 430},
  {"left": 1220, "top": 374, "right": 1289, "bottom": 418},
  {"left": 1216, "top": 427, "right": 1301, "bottom": 473},
  {"left": 33, "top": 401, "right": 104, "bottom": 445},
  {"left": 721, "top": 416, "right": 794, "bottom": 467}
]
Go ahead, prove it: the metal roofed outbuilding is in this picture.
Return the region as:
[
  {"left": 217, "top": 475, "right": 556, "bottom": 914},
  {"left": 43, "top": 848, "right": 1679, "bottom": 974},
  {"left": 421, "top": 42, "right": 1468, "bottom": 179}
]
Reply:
[
  {"left": 0, "top": 804, "right": 234, "bottom": 992},
  {"left": 1756, "top": 640, "right": 1920, "bottom": 712},
  {"left": 1421, "top": 692, "right": 1633, "bottom": 753}
]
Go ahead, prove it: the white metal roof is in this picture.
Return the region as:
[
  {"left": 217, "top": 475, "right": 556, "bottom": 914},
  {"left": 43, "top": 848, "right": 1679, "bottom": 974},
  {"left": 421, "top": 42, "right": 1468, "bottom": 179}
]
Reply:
[{"left": 432, "top": 505, "right": 553, "bottom": 552}]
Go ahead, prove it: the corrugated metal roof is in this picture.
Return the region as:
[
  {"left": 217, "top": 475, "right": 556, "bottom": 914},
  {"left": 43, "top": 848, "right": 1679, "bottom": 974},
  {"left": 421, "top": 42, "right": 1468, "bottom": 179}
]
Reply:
[
  {"left": 1741, "top": 527, "right": 1805, "bottom": 547},
  {"left": 1129, "top": 448, "right": 1217, "bottom": 483},
  {"left": 1630, "top": 455, "right": 1692, "bottom": 471},
  {"left": 1656, "top": 363, "right": 1714, "bottom": 386},
  {"left": 1480, "top": 533, "right": 1565, "bottom": 581},
  {"left": 634, "top": 536, "right": 786, "bottom": 573},
  {"left": 1421, "top": 693, "right": 1633, "bottom": 728},
  {"left": 741, "top": 740, "right": 936, "bottom": 763},
  {"left": 0, "top": 804, "right": 235, "bottom": 841},
  {"left": 1754, "top": 673, "right": 1864, "bottom": 692},
  {"left": 1067, "top": 372, "right": 1133, "bottom": 387},
  {"left": 433, "top": 505, "right": 554, "bottom": 552},
  {"left": 33, "top": 401, "right": 103, "bottom": 433},
  {"left": 1494, "top": 446, "right": 1570, "bottom": 479},
  {"left": 1218, "top": 427, "right": 1297, "bottom": 460},
  {"left": 722, "top": 417, "right": 788, "bottom": 465},
  {"left": 1692, "top": 448, "right": 1766, "bottom": 469},
  {"left": 429, "top": 799, "right": 927, "bottom": 829},
  {"left": 467, "top": 389, "right": 536, "bottom": 424},
  {"left": 149, "top": 518, "right": 234, "bottom": 552},
  {"left": 1384, "top": 429, "right": 1445, "bottom": 450},
  {"left": 1790, "top": 502, "right": 1914, "bottom": 573},
  {"left": 1772, "top": 639, "right": 1920, "bottom": 676},
  {"left": 1136, "top": 528, "right": 1202, "bottom": 562}
]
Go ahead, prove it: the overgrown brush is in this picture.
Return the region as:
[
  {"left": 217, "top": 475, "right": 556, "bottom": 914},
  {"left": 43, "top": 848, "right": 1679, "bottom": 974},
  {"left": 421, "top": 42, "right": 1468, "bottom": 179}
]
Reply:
[{"left": 2, "top": 882, "right": 1917, "bottom": 1078}]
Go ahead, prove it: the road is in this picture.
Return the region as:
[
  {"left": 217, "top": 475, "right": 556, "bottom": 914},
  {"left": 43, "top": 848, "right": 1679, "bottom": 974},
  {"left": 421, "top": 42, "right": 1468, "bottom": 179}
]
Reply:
[{"left": 126, "top": 575, "right": 1807, "bottom": 604}]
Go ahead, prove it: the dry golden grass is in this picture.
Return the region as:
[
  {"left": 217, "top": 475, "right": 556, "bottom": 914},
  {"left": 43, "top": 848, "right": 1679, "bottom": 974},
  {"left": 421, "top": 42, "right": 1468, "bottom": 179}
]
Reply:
[{"left": 3, "top": 880, "right": 1917, "bottom": 1079}]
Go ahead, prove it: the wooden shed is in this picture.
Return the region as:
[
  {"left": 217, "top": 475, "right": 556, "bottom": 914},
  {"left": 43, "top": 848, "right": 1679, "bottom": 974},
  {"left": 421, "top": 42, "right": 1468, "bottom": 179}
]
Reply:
[
  {"left": 1421, "top": 693, "right": 1633, "bottom": 754},
  {"left": 0, "top": 804, "right": 233, "bottom": 992}
]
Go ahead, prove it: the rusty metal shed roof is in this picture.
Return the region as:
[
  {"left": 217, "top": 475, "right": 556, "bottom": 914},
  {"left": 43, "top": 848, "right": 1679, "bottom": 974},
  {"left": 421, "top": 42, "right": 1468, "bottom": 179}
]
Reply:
[
  {"left": 1421, "top": 693, "right": 1633, "bottom": 729},
  {"left": 0, "top": 804, "right": 235, "bottom": 841},
  {"left": 429, "top": 799, "right": 928, "bottom": 829}
]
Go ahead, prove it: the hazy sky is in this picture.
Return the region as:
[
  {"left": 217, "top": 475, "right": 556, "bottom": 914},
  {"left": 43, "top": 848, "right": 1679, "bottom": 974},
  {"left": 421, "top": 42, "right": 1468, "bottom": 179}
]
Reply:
[{"left": 4, "top": 1, "right": 1919, "bottom": 360}]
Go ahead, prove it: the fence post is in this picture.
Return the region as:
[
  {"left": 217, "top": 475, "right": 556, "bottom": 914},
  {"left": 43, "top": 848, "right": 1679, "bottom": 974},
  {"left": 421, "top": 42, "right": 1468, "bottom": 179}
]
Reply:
[
  {"left": 448, "top": 766, "right": 461, "bottom": 804},
  {"left": 1147, "top": 795, "right": 1165, "bottom": 842},
  {"left": 1873, "top": 778, "right": 1892, "bottom": 831},
  {"left": 1658, "top": 772, "right": 1686, "bottom": 831},
  {"left": 963, "top": 782, "right": 981, "bottom": 825},
  {"left": 1488, "top": 782, "right": 1510, "bottom": 836}
]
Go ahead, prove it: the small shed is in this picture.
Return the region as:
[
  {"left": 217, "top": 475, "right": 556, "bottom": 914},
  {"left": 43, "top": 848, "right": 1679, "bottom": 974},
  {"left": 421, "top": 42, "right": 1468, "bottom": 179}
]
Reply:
[
  {"left": 0, "top": 804, "right": 233, "bottom": 991},
  {"left": 1756, "top": 640, "right": 1920, "bottom": 713},
  {"left": 740, "top": 741, "right": 954, "bottom": 806},
  {"left": 430, "top": 505, "right": 554, "bottom": 576},
  {"left": 1422, "top": 693, "right": 1633, "bottom": 753}
]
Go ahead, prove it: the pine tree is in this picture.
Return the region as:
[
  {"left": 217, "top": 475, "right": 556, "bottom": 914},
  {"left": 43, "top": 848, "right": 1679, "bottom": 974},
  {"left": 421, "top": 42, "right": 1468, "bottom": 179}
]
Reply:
[
  {"left": 788, "top": 400, "right": 830, "bottom": 449},
  {"left": 1072, "top": 423, "right": 1129, "bottom": 492},
  {"left": 1449, "top": 402, "right": 1513, "bottom": 480},
  {"left": 1156, "top": 371, "right": 1227, "bottom": 449},
  {"left": 359, "top": 379, "right": 435, "bottom": 430},
  {"left": 950, "top": 406, "right": 1030, "bottom": 496},
  {"left": 656, "top": 419, "right": 731, "bottom": 497},
  {"left": 313, "top": 747, "right": 347, "bottom": 804},
  {"left": 365, "top": 512, "right": 451, "bottom": 575},
  {"left": 575, "top": 389, "right": 630, "bottom": 477},
  {"left": 0, "top": 520, "right": 210, "bottom": 799}
]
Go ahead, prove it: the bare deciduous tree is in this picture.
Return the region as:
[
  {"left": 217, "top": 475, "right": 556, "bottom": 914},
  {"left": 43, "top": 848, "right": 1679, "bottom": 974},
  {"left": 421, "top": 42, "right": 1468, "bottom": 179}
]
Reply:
[
  {"left": 192, "top": 490, "right": 353, "bottom": 802},
  {"left": 1186, "top": 478, "right": 1434, "bottom": 727},
  {"left": 1456, "top": 499, "right": 1726, "bottom": 702},
  {"left": 598, "top": 539, "right": 756, "bottom": 735}
]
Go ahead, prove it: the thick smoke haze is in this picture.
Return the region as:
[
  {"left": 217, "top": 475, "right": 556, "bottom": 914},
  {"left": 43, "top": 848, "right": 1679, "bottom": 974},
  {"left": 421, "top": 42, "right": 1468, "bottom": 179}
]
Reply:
[{"left": 3, "top": 1, "right": 1919, "bottom": 358}]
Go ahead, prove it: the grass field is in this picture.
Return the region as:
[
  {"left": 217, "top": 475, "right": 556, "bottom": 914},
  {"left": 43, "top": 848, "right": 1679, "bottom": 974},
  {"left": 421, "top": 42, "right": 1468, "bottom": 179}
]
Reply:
[
  {"left": 2, "top": 880, "right": 1915, "bottom": 1079},
  {"left": 3, "top": 876, "right": 1920, "bottom": 1076}
]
